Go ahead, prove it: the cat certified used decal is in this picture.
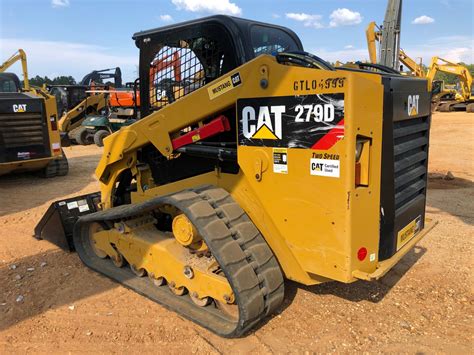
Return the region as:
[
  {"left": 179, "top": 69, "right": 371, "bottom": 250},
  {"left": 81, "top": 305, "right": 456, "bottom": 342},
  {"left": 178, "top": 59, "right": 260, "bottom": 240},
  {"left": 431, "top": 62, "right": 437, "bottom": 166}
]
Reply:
[{"left": 238, "top": 94, "right": 344, "bottom": 149}]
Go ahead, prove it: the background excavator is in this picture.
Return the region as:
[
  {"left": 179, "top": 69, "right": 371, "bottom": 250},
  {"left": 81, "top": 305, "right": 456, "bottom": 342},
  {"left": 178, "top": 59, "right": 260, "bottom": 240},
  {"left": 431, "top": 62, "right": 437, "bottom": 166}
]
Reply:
[
  {"left": 426, "top": 57, "right": 474, "bottom": 112},
  {"left": 35, "top": 15, "right": 435, "bottom": 337},
  {"left": 365, "top": 0, "right": 473, "bottom": 113},
  {"left": 0, "top": 49, "right": 68, "bottom": 177},
  {"left": 48, "top": 67, "right": 123, "bottom": 144}
]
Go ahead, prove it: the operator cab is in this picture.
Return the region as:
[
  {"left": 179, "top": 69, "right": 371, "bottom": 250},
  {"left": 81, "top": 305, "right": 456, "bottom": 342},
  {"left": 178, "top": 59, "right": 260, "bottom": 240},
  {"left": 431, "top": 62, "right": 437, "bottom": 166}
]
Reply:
[
  {"left": 48, "top": 85, "right": 88, "bottom": 115},
  {"left": 0, "top": 73, "right": 21, "bottom": 93},
  {"left": 133, "top": 15, "right": 303, "bottom": 117}
]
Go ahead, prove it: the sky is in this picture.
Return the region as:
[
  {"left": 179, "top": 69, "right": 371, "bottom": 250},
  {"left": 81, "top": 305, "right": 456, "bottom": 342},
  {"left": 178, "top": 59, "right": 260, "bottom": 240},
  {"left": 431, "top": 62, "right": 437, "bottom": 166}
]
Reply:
[{"left": 1, "top": 0, "right": 473, "bottom": 83}]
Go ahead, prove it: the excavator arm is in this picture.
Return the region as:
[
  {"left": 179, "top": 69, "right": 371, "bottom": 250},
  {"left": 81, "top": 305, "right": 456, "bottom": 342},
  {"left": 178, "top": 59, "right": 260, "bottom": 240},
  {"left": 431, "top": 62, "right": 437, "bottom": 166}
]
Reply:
[
  {"left": 0, "top": 49, "right": 30, "bottom": 90},
  {"left": 366, "top": 18, "right": 424, "bottom": 78},
  {"left": 366, "top": 22, "right": 380, "bottom": 64},
  {"left": 426, "top": 57, "right": 473, "bottom": 100},
  {"left": 399, "top": 49, "right": 424, "bottom": 77}
]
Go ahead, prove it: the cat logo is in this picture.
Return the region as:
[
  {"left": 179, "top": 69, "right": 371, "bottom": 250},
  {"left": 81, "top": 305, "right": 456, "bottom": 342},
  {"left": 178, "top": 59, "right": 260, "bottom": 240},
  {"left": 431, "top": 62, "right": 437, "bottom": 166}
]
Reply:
[
  {"left": 242, "top": 105, "right": 285, "bottom": 140},
  {"left": 12, "top": 104, "right": 27, "bottom": 113},
  {"left": 313, "top": 163, "right": 323, "bottom": 171},
  {"left": 407, "top": 95, "right": 419, "bottom": 116}
]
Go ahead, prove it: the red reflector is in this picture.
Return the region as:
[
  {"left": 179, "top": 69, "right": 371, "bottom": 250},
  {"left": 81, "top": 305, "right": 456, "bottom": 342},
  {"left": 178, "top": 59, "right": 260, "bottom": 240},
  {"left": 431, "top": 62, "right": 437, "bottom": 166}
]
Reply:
[{"left": 357, "top": 247, "right": 368, "bottom": 261}]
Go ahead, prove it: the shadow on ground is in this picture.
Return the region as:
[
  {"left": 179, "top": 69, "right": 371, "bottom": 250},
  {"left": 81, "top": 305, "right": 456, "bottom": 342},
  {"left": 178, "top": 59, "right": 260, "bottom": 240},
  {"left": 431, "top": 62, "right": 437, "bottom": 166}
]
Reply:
[
  {"left": 0, "top": 154, "right": 100, "bottom": 217},
  {"left": 285, "top": 246, "right": 426, "bottom": 305}
]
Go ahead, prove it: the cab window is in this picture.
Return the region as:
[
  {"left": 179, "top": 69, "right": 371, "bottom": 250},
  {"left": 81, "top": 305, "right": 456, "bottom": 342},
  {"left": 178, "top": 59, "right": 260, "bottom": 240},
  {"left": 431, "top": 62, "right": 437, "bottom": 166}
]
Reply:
[{"left": 250, "top": 25, "right": 300, "bottom": 56}]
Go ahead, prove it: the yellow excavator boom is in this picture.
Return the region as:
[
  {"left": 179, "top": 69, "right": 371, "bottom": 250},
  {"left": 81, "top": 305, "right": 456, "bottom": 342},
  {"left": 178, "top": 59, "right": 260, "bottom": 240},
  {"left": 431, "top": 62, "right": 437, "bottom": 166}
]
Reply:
[
  {"left": 0, "top": 49, "right": 30, "bottom": 90},
  {"left": 426, "top": 56, "right": 473, "bottom": 100}
]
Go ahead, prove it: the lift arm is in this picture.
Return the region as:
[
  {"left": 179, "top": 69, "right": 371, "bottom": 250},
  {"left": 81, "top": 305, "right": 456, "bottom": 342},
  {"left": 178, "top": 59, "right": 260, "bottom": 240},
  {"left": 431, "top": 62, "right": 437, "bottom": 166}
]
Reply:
[{"left": 0, "top": 49, "right": 30, "bottom": 90}]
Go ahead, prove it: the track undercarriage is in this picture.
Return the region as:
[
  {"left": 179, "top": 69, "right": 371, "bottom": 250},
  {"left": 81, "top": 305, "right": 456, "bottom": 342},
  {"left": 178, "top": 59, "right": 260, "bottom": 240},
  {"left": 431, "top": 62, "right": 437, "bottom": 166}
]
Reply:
[{"left": 73, "top": 186, "right": 284, "bottom": 337}]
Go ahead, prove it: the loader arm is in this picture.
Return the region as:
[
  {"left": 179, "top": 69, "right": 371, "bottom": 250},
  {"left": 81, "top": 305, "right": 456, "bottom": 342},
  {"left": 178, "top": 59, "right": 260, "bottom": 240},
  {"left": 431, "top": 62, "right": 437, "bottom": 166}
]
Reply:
[
  {"left": 0, "top": 49, "right": 30, "bottom": 90},
  {"left": 95, "top": 56, "right": 264, "bottom": 207},
  {"left": 58, "top": 93, "right": 108, "bottom": 132}
]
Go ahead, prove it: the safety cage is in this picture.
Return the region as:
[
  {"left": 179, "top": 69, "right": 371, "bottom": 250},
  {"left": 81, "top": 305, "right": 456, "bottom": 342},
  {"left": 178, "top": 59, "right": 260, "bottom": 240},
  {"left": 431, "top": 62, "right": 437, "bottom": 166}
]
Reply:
[{"left": 133, "top": 15, "right": 303, "bottom": 117}]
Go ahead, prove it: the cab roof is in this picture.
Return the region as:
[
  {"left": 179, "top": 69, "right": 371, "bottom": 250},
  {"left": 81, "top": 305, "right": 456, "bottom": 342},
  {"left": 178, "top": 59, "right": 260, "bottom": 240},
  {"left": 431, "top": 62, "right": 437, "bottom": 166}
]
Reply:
[{"left": 132, "top": 14, "right": 303, "bottom": 51}]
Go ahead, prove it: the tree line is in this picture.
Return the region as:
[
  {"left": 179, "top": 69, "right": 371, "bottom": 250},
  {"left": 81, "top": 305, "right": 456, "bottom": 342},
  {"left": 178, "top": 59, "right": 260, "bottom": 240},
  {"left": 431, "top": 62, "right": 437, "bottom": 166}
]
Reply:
[
  {"left": 24, "top": 63, "right": 474, "bottom": 88},
  {"left": 27, "top": 75, "right": 77, "bottom": 86}
]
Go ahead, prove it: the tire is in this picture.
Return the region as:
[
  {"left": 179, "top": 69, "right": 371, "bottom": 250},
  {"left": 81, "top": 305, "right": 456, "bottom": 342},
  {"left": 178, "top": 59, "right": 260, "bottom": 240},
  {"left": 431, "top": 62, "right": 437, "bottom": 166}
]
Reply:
[
  {"left": 93, "top": 129, "right": 110, "bottom": 147},
  {"left": 74, "top": 126, "right": 92, "bottom": 145}
]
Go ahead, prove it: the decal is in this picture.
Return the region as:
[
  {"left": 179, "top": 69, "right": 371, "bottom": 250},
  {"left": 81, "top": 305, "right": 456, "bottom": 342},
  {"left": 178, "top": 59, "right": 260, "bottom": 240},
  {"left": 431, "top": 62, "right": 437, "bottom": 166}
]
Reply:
[
  {"left": 67, "top": 201, "right": 78, "bottom": 210},
  {"left": 310, "top": 158, "right": 340, "bottom": 178},
  {"left": 78, "top": 200, "right": 90, "bottom": 213},
  {"left": 408, "top": 94, "right": 419, "bottom": 116},
  {"left": 273, "top": 148, "right": 288, "bottom": 174},
  {"left": 208, "top": 72, "right": 242, "bottom": 100},
  {"left": 238, "top": 94, "right": 344, "bottom": 149},
  {"left": 17, "top": 152, "right": 31, "bottom": 160},
  {"left": 397, "top": 215, "right": 422, "bottom": 251},
  {"left": 293, "top": 77, "right": 346, "bottom": 92},
  {"left": 12, "top": 104, "right": 27, "bottom": 113},
  {"left": 52, "top": 143, "right": 61, "bottom": 152},
  {"left": 58, "top": 201, "right": 66, "bottom": 206}
]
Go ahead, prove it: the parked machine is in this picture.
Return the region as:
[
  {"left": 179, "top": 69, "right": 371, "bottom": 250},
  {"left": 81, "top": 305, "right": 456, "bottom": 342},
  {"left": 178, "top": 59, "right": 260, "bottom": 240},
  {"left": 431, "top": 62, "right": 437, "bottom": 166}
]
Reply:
[
  {"left": 35, "top": 16, "right": 435, "bottom": 336},
  {"left": 366, "top": 0, "right": 473, "bottom": 113},
  {"left": 426, "top": 57, "right": 474, "bottom": 112},
  {"left": 48, "top": 67, "right": 123, "bottom": 143},
  {"left": 0, "top": 49, "right": 68, "bottom": 177}
]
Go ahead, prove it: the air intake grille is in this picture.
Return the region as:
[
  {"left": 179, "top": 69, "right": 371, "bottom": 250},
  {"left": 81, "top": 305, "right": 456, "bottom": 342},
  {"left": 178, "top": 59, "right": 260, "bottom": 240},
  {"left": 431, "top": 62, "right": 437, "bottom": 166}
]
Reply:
[
  {"left": 0, "top": 113, "right": 45, "bottom": 148},
  {"left": 393, "top": 116, "right": 429, "bottom": 213}
]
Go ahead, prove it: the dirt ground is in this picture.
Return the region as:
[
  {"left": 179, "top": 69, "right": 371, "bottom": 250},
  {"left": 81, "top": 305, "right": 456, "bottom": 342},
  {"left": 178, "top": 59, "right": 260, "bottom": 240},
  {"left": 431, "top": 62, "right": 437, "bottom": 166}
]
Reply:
[{"left": 0, "top": 112, "right": 472, "bottom": 353}]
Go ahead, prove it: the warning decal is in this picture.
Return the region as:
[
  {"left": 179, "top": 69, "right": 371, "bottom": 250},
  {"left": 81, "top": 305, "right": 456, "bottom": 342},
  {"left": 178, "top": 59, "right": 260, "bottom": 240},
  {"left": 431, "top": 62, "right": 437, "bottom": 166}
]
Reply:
[
  {"left": 273, "top": 148, "right": 288, "bottom": 174},
  {"left": 238, "top": 93, "right": 344, "bottom": 149}
]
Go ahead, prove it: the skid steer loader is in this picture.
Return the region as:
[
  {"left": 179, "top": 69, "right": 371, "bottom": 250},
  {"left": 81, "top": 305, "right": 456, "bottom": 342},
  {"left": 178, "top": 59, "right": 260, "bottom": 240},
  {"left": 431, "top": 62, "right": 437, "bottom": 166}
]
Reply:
[
  {"left": 0, "top": 50, "right": 68, "bottom": 177},
  {"left": 35, "top": 16, "right": 436, "bottom": 337}
]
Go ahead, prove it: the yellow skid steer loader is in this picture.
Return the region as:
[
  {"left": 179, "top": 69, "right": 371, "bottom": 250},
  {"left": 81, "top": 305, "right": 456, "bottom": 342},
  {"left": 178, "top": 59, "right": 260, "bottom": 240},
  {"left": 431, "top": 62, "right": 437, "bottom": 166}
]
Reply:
[{"left": 35, "top": 16, "right": 435, "bottom": 337}]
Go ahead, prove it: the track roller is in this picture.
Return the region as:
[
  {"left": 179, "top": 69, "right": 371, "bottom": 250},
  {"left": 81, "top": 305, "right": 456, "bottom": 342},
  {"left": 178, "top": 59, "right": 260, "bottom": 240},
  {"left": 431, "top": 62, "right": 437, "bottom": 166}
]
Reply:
[{"left": 73, "top": 186, "right": 285, "bottom": 337}]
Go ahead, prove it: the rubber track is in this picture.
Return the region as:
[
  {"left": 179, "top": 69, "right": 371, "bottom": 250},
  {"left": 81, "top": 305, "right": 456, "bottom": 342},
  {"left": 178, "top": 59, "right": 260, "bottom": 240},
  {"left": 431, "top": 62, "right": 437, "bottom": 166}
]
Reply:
[{"left": 73, "top": 185, "right": 284, "bottom": 337}]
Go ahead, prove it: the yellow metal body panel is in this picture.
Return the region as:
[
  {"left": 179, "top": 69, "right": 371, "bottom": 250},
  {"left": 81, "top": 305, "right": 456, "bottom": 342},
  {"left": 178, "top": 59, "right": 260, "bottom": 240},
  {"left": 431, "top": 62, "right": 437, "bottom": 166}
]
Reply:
[
  {"left": 353, "top": 219, "right": 437, "bottom": 281},
  {"left": 92, "top": 55, "right": 420, "bottom": 286}
]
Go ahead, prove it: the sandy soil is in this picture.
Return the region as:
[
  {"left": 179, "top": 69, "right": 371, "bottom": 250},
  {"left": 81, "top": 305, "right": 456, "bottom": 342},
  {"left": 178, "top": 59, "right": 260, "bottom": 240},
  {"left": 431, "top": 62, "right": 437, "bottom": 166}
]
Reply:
[{"left": 0, "top": 112, "right": 472, "bottom": 353}]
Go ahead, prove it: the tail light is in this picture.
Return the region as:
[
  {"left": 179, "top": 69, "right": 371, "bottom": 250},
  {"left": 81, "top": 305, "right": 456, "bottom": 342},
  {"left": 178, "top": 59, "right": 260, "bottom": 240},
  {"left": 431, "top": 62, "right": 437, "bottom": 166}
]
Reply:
[{"left": 50, "top": 115, "right": 58, "bottom": 131}]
